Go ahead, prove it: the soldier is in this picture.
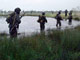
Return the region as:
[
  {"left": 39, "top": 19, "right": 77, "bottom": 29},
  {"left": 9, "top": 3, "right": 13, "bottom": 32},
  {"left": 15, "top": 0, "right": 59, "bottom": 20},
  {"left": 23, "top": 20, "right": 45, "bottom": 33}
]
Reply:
[
  {"left": 55, "top": 11, "right": 63, "bottom": 28},
  {"left": 6, "top": 8, "right": 23, "bottom": 38},
  {"left": 65, "top": 9, "right": 68, "bottom": 17},
  {"left": 69, "top": 10, "right": 73, "bottom": 15},
  {"left": 37, "top": 12, "right": 47, "bottom": 31},
  {"left": 68, "top": 12, "right": 73, "bottom": 25}
]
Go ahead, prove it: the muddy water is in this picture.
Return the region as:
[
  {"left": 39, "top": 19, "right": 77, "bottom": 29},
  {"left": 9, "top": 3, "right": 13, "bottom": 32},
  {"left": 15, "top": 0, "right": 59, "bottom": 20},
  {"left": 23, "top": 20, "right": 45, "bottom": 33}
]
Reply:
[{"left": 0, "top": 16, "right": 80, "bottom": 36}]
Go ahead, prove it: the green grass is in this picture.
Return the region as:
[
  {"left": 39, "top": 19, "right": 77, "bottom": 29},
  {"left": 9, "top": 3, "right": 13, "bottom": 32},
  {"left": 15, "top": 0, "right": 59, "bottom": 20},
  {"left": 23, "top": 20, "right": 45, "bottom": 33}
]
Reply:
[
  {"left": 0, "top": 26, "right": 80, "bottom": 60},
  {"left": 27, "top": 12, "right": 80, "bottom": 21},
  {"left": 0, "top": 12, "right": 80, "bottom": 21}
]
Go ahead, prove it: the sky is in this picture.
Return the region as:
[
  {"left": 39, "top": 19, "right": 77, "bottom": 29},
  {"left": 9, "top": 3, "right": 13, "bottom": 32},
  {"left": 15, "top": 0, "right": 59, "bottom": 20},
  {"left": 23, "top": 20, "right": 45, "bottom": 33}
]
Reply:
[{"left": 0, "top": 0, "right": 80, "bottom": 11}]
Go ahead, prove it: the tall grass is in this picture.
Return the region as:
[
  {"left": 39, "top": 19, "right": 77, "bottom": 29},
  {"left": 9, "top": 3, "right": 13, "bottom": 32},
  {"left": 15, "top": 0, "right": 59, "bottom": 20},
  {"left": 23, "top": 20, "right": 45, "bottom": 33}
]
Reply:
[{"left": 0, "top": 27, "right": 80, "bottom": 60}]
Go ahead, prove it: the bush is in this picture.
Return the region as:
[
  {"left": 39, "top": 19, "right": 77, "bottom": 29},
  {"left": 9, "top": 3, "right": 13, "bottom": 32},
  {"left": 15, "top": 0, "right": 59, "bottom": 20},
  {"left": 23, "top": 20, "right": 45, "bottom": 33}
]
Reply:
[{"left": 74, "top": 17, "right": 80, "bottom": 21}]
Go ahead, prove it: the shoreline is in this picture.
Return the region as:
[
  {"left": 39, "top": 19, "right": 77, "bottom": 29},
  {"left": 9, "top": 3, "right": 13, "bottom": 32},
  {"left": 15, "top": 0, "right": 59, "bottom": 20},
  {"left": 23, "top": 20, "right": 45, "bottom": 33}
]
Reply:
[
  {"left": 0, "top": 25, "right": 80, "bottom": 38},
  {"left": 0, "top": 14, "right": 80, "bottom": 21}
]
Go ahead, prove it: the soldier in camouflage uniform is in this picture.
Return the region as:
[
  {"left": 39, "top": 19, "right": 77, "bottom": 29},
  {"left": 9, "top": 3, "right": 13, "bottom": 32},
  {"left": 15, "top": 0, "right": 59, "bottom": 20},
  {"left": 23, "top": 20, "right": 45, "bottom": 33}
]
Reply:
[
  {"left": 55, "top": 11, "right": 63, "bottom": 28},
  {"left": 6, "top": 8, "right": 22, "bottom": 38},
  {"left": 68, "top": 11, "right": 73, "bottom": 25},
  {"left": 37, "top": 12, "right": 47, "bottom": 31}
]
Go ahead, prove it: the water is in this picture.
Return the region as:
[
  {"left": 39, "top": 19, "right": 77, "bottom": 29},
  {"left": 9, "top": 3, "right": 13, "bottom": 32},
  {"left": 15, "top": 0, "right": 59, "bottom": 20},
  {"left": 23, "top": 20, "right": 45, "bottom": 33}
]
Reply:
[{"left": 0, "top": 16, "right": 80, "bottom": 36}]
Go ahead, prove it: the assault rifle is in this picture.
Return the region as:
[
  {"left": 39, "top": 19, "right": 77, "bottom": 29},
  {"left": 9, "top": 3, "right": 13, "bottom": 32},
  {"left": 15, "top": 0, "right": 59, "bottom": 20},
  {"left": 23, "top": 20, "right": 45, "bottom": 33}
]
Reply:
[{"left": 10, "top": 12, "right": 25, "bottom": 32}]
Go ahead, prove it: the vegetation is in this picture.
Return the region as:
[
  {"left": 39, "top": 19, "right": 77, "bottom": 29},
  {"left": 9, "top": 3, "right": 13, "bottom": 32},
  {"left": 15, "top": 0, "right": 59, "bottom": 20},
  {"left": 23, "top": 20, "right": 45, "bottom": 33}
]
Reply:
[
  {"left": 26, "top": 12, "right": 80, "bottom": 21},
  {"left": 0, "top": 10, "right": 80, "bottom": 21},
  {"left": 0, "top": 26, "right": 80, "bottom": 60}
]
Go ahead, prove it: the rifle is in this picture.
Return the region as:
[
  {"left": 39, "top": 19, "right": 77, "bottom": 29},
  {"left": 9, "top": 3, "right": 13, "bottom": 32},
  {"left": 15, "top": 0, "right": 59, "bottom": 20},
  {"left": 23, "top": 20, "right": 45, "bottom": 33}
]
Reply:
[
  {"left": 10, "top": 12, "right": 25, "bottom": 32},
  {"left": 20, "top": 12, "right": 25, "bottom": 19}
]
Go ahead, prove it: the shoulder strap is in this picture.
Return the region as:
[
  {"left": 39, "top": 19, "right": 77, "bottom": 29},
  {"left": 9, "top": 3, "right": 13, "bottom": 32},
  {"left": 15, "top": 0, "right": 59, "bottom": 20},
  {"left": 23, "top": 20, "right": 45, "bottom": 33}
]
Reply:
[{"left": 12, "top": 12, "right": 16, "bottom": 25}]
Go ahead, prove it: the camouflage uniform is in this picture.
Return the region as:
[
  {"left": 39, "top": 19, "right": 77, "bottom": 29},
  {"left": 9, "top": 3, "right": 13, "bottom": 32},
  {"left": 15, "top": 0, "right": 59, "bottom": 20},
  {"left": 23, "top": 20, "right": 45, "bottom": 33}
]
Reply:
[
  {"left": 55, "top": 11, "right": 63, "bottom": 28},
  {"left": 6, "top": 8, "right": 21, "bottom": 38},
  {"left": 37, "top": 13, "right": 47, "bottom": 31},
  {"left": 65, "top": 10, "right": 68, "bottom": 17},
  {"left": 68, "top": 12, "right": 73, "bottom": 25}
]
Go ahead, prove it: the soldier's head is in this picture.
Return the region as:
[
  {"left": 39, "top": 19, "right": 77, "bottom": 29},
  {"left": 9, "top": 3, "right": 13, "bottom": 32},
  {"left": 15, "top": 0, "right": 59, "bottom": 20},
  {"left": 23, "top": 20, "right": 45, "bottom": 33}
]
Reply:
[
  {"left": 65, "top": 9, "right": 67, "bottom": 11},
  {"left": 58, "top": 11, "right": 61, "bottom": 14},
  {"left": 42, "top": 12, "right": 45, "bottom": 15},
  {"left": 15, "top": 8, "right": 21, "bottom": 14},
  {"left": 69, "top": 10, "right": 73, "bottom": 15}
]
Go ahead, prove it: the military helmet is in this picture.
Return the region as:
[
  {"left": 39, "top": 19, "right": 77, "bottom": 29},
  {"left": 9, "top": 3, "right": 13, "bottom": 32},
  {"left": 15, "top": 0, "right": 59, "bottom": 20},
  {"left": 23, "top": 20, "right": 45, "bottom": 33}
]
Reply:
[
  {"left": 15, "top": 8, "right": 21, "bottom": 12},
  {"left": 42, "top": 12, "right": 45, "bottom": 15},
  {"left": 58, "top": 10, "right": 61, "bottom": 14}
]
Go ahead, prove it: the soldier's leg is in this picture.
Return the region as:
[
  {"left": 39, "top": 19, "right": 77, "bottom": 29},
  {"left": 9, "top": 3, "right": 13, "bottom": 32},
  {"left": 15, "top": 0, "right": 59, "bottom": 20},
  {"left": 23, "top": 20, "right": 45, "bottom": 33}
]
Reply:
[
  {"left": 42, "top": 23, "right": 45, "bottom": 31},
  {"left": 40, "top": 23, "right": 45, "bottom": 31},
  {"left": 69, "top": 20, "right": 71, "bottom": 25},
  {"left": 70, "top": 19, "right": 72, "bottom": 25},
  {"left": 10, "top": 31, "right": 14, "bottom": 38},
  {"left": 65, "top": 13, "right": 67, "bottom": 17},
  {"left": 10, "top": 27, "right": 17, "bottom": 38},
  {"left": 13, "top": 27, "right": 17, "bottom": 38},
  {"left": 59, "top": 21, "right": 61, "bottom": 28},
  {"left": 56, "top": 21, "right": 58, "bottom": 27},
  {"left": 59, "top": 21, "right": 61, "bottom": 26},
  {"left": 9, "top": 27, "right": 13, "bottom": 38},
  {"left": 40, "top": 23, "right": 43, "bottom": 31}
]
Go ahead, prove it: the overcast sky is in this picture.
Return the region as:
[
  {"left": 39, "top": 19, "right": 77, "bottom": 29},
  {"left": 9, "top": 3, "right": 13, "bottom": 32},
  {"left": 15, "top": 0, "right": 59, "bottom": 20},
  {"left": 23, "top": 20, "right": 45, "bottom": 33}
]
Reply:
[{"left": 0, "top": 0, "right": 80, "bottom": 11}]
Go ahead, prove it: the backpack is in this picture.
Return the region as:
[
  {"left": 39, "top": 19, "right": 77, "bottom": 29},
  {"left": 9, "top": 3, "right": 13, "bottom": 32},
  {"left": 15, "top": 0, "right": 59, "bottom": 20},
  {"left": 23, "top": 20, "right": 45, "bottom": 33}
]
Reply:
[
  {"left": 68, "top": 15, "right": 72, "bottom": 20},
  {"left": 6, "top": 12, "right": 15, "bottom": 24},
  {"left": 55, "top": 14, "right": 62, "bottom": 21}
]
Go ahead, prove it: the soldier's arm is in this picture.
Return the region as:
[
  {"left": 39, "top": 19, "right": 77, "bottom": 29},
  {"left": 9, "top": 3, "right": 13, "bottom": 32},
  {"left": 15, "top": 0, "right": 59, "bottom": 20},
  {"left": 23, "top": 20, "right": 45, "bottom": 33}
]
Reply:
[
  {"left": 44, "top": 17, "right": 47, "bottom": 23},
  {"left": 15, "top": 15, "right": 21, "bottom": 24},
  {"left": 59, "top": 15, "right": 63, "bottom": 20},
  {"left": 19, "top": 12, "right": 25, "bottom": 19}
]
